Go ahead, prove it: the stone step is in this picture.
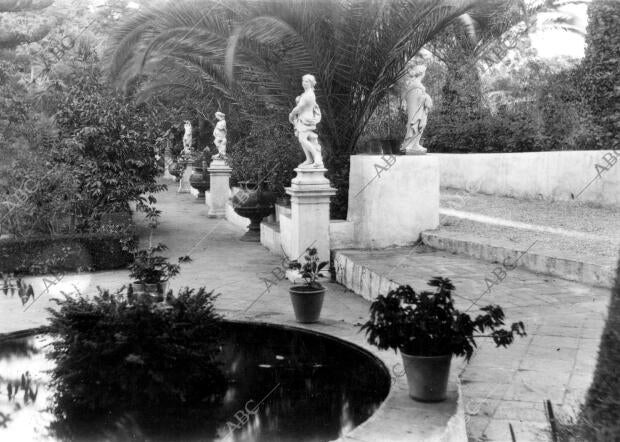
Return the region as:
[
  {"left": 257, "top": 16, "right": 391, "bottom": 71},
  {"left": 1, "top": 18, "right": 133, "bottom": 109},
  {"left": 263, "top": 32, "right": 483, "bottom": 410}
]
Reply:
[{"left": 421, "top": 227, "right": 615, "bottom": 289}]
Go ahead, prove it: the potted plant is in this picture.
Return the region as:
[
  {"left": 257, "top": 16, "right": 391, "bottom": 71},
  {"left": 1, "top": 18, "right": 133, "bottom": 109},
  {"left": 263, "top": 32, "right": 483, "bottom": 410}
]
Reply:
[
  {"left": 288, "top": 248, "right": 328, "bottom": 323},
  {"left": 361, "top": 277, "right": 526, "bottom": 402},
  {"left": 124, "top": 230, "right": 190, "bottom": 297}
]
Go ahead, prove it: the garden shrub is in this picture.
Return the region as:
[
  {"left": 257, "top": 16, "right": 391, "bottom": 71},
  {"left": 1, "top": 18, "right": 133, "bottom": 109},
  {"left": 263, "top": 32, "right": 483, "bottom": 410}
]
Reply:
[
  {"left": 1, "top": 63, "right": 166, "bottom": 240},
  {"left": 47, "top": 286, "right": 226, "bottom": 437},
  {"left": 426, "top": 80, "right": 599, "bottom": 154}
]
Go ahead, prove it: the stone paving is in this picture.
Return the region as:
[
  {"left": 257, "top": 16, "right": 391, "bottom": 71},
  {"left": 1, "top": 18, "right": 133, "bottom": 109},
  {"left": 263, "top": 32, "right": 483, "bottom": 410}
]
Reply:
[
  {"left": 335, "top": 247, "right": 611, "bottom": 442},
  {"left": 0, "top": 186, "right": 462, "bottom": 441},
  {"left": 0, "top": 184, "right": 612, "bottom": 441}
]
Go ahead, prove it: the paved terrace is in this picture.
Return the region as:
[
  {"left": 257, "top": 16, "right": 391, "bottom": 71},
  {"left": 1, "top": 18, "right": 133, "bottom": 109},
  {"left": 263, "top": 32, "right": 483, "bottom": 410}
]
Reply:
[
  {"left": 0, "top": 183, "right": 612, "bottom": 441},
  {"left": 335, "top": 247, "right": 610, "bottom": 442},
  {"left": 0, "top": 185, "right": 462, "bottom": 442}
]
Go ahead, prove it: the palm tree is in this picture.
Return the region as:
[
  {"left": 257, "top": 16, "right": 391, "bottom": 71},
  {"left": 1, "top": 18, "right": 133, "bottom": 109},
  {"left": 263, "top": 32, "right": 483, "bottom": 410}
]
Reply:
[{"left": 108, "top": 0, "right": 492, "bottom": 218}]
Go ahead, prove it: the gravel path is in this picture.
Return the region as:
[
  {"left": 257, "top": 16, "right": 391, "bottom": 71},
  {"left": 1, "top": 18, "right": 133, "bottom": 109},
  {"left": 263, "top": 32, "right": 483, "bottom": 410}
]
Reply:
[
  {"left": 440, "top": 189, "right": 620, "bottom": 266},
  {"left": 441, "top": 188, "right": 620, "bottom": 240}
]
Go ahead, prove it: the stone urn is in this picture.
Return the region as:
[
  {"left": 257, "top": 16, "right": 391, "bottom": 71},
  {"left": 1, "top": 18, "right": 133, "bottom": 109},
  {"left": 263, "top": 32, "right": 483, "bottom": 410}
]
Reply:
[
  {"left": 176, "top": 158, "right": 193, "bottom": 193},
  {"left": 231, "top": 181, "right": 275, "bottom": 242},
  {"left": 169, "top": 160, "right": 184, "bottom": 182},
  {"left": 189, "top": 159, "right": 210, "bottom": 198}
]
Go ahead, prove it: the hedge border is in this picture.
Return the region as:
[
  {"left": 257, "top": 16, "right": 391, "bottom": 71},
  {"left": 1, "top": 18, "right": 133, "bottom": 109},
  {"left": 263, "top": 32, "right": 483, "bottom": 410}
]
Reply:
[{"left": 0, "top": 230, "right": 136, "bottom": 275}]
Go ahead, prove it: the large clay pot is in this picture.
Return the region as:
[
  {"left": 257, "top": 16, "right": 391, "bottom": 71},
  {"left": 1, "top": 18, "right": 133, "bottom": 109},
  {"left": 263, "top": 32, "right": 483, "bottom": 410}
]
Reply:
[
  {"left": 289, "top": 285, "right": 326, "bottom": 323},
  {"left": 231, "top": 181, "right": 276, "bottom": 242},
  {"left": 400, "top": 352, "right": 451, "bottom": 402},
  {"left": 189, "top": 159, "right": 210, "bottom": 197}
]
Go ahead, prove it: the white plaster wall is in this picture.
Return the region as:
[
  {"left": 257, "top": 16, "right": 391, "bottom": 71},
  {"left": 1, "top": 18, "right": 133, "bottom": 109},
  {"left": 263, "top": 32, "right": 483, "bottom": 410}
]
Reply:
[
  {"left": 329, "top": 220, "right": 356, "bottom": 249},
  {"left": 437, "top": 151, "right": 620, "bottom": 206},
  {"left": 347, "top": 155, "right": 440, "bottom": 248}
]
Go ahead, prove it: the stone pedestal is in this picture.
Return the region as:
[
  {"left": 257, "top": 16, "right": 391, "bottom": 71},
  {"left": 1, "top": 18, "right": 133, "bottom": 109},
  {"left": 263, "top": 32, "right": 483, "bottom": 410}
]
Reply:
[
  {"left": 285, "top": 167, "right": 336, "bottom": 264},
  {"left": 347, "top": 154, "right": 439, "bottom": 248},
  {"left": 163, "top": 154, "right": 175, "bottom": 180},
  {"left": 177, "top": 163, "right": 192, "bottom": 193},
  {"left": 207, "top": 159, "right": 232, "bottom": 218}
]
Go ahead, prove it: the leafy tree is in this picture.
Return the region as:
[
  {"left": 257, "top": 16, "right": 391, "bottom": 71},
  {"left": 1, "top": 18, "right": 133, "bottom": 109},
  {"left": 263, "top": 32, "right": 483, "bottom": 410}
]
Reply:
[
  {"left": 581, "top": 0, "right": 620, "bottom": 149},
  {"left": 427, "top": 0, "right": 586, "bottom": 117},
  {"left": 108, "top": 0, "right": 492, "bottom": 218}
]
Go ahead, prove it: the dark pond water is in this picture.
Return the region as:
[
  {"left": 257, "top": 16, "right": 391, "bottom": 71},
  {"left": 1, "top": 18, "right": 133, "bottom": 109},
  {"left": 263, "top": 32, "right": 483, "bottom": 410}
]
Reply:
[{"left": 0, "top": 322, "right": 390, "bottom": 441}]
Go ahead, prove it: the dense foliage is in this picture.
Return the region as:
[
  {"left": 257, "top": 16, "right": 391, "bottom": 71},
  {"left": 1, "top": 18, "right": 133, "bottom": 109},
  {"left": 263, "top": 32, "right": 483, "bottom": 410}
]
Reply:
[
  {"left": 361, "top": 277, "right": 526, "bottom": 360},
  {"left": 108, "top": 0, "right": 490, "bottom": 218},
  {"left": 581, "top": 0, "right": 620, "bottom": 150},
  {"left": 426, "top": 58, "right": 600, "bottom": 153},
  {"left": 47, "top": 286, "right": 226, "bottom": 436},
  {"left": 1, "top": 64, "right": 165, "bottom": 240}
]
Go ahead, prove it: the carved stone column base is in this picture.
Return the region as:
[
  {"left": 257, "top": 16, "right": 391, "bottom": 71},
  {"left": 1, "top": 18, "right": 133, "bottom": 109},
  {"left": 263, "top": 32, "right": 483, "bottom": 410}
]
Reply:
[
  {"left": 177, "top": 163, "right": 193, "bottom": 193},
  {"left": 207, "top": 159, "right": 232, "bottom": 218},
  {"left": 285, "top": 167, "right": 336, "bottom": 264}
]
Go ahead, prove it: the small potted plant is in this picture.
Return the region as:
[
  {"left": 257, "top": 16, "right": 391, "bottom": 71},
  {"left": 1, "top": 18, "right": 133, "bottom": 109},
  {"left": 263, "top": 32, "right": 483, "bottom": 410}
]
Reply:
[
  {"left": 288, "top": 248, "right": 328, "bottom": 323},
  {"left": 124, "top": 230, "right": 190, "bottom": 297},
  {"left": 361, "top": 277, "right": 526, "bottom": 402}
]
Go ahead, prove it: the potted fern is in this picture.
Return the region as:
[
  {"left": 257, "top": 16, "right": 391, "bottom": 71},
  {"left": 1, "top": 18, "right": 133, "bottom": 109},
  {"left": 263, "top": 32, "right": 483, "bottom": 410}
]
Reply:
[
  {"left": 361, "top": 277, "right": 526, "bottom": 402},
  {"left": 288, "top": 247, "right": 328, "bottom": 323},
  {"left": 124, "top": 232, "right": 190, "bottom": 297}
]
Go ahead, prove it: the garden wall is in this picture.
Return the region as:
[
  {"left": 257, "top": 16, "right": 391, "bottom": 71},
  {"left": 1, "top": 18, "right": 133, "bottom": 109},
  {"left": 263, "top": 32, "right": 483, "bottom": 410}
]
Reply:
[{"left": 437, "top": 151, "right": 620, "bottom": 206}]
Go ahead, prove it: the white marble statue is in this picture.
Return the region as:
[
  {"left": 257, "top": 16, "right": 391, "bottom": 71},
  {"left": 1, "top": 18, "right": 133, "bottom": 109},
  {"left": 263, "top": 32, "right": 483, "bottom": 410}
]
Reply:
[
  {"left": 212, "top": 111, "right": 227, "bottom": 160},
  {"left": 400, "top": 62, "right": 433, "bottom": 155},
  {"left": 288, "top": 74, "right": 324, "bottom": 168},
  {"left": 182, "top": 120, "right": 193, "bottom": 155}
]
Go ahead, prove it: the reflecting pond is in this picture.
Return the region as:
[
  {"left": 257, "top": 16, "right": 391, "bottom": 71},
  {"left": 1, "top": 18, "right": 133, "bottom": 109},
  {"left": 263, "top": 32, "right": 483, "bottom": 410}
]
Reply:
[{"left": 0, "top": 322, "right": 390, "bottom": 441}]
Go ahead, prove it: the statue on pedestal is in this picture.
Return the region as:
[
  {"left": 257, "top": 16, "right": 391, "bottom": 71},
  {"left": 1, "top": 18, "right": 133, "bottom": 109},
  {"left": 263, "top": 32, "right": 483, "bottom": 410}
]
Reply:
[
  {"left": 182, "top": 120, "right": 193, "bottom": 156},
  {"left": 212, "top": 111, "right": 228, "bottom": 161},
  {"left": 400, "top": 62, "right": 433, "bottom": 155},
  {"left": 289, "top": 74, "right": 324, "bottom": 168}
]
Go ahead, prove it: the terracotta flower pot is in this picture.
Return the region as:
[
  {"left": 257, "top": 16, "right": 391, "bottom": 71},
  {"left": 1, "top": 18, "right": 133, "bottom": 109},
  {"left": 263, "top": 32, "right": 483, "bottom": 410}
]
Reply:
[
  {"left": 289, "top": 285, "right": 326, "bottom": 323},
  {"left": 400, "top": 352, "right": 451, "bottom": 402}
]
